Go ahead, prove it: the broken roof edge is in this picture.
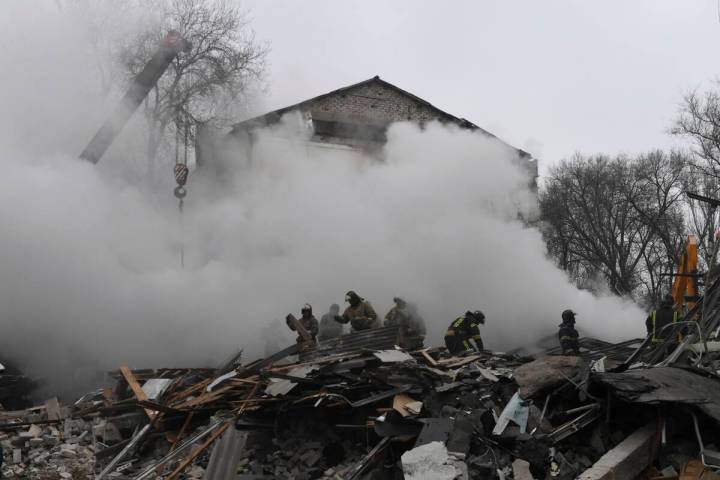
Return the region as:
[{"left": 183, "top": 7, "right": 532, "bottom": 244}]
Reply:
[{"left": 229, "top": 75, "right": 534, "bottom": 160}]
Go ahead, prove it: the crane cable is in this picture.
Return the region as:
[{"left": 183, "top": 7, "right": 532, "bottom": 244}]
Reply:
[{"left": 173, "top": 115, "right": 190, "bottom": 268}]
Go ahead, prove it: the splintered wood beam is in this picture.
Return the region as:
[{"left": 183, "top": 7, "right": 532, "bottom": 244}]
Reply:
[
  {"left": 164, "top": 421, "right": 231, "bottom": 480},
  {"left": 166, "top": 384, "right": 260, "bottom": 480},
  {"left": 119, "top": 366, "right": 156, "bottom": 420},
  {"left": 420, "top": 349, "right": 439, "bottom": 367},
  {"left": 286, "top": 314, "right": 313, "bottom": 343},
  {"left": 166, "top": 378, "right": 213, "bottom": 404}
]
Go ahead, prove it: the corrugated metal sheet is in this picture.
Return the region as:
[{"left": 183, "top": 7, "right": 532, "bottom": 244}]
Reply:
[
  {"left": 202, "top": 426, "right": 247, "bottom": 480},
  {"left": 543, "top": 337, "right": 644, "bottom": 362},
  {"left": 300, "top": 326, "right": 399, "bottom": 361}
]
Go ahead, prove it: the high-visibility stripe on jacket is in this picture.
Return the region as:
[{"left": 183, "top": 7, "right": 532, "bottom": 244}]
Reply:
[
  {"left": 445, "top": 317, "right": 481, "bottom": 339},
  {"left": 651, "top": 310, "right": 679, "bottom": 343},
  {"left": 445, "top": 317, "right": 465, "bottom": 337}
]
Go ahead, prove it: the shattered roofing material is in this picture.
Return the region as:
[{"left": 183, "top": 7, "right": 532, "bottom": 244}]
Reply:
[
  {"left": 373, "top": 350, "right": 414, "bottom": 363},
  {"left": 300, "top": 326, "right": 399, "bottom": 360},
  {"left": 543, "top": 337, "right": 644, "bottom": 362},
  {"left": 594, "top": 367, "right": 720, "bottom": 422},
  {"left": 265, "top": 365, "right": 318, "bottom": 397},
  {"left": 141, "top": 378, "right": 172, "bottom": 400}
]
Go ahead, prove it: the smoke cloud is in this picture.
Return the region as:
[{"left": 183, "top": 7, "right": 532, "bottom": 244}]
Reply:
[{"left": 0, "top": 2, "right": 644, "bottom": 399}]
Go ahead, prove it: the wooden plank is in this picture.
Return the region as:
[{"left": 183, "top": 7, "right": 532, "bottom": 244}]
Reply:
[
  {"left": 119, "top": 365, "right": 156, "bottom": 419},
  {"left": 166, "top": 383, "right": 260, "bottom": 480},
  {"left": 392, "top": 394, "right": 416, "bottom": 417},
  {"left": 228, "top": 377, "right": 260, "bottom": 385},
  {"left": 420, "top": 349, "right": 439, "bottom": 367},
  {"left": 268, "top": 352, "right": 362, "bottom": 372},
  {"left": 166, "top": 379, "right": 212, "bottom": 404},
  {"left": 44, "top": 397, "right": 62, "bottom": 421},
  {"left": 442, "top": 355, "right": 482, "bottom": 369},
  {"left": 172, "top": 385, "right": 235, "bottom": 410},
  {"left": 165, "top": 422, "right": 230, "bottom": 480},
  {"left": 157, "top": 411, "right": 197, "bottom": 477},
  {"left": 286, "top": 314, "right": 313, "bottom": 343}
]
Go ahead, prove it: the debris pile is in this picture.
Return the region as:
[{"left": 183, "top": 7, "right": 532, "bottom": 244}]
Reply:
[
  {"left": 1, "top": 317, "right": 720, "bottom": 478},
  {"left": 0, "top": 403, "right": 94, "bottom": 479}
]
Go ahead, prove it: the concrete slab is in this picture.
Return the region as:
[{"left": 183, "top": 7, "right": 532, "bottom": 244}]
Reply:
[{"left": 577, "top": 422, "right": 656, "bottom": 480}]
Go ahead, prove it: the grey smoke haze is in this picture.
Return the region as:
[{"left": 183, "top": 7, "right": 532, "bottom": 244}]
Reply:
[{"left": 0, "top": 2, "right": 645, "bottom": 398}]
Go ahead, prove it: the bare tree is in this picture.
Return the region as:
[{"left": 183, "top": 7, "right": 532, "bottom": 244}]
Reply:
[
  {"left": 540, "top": 151, "right": 687, "bottom": 301},
  {"left": 115, "top": 0, "right": 268, "bottom": 173},
  {"left": 673, "top": 88, "right": 720, "bottom": 179},
  {"left": 673, "top": 89, "right": 720, "bottom": 266}
]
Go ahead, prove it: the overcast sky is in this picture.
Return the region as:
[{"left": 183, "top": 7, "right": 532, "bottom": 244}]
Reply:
[{"left": 241, "top": 0, "right": 720, "bottom": 173}]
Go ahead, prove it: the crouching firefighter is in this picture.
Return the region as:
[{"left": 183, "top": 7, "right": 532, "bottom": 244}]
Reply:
[
  {"left": 646, "top": 294, "right": 679, "bottom": 345},
  {"left": 444, "top": 310, "right": 485, "bottom": 355}
]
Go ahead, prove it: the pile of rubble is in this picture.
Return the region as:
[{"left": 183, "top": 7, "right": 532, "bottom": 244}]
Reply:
[
  {"left": 1, "top": 318, "right": 720, "bottom": 479},
  {"left": 0, "top": 406, "right": 94, "bottom": 479}
]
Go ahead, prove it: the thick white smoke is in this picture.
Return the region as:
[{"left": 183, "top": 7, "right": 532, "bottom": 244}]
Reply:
[{"left": 0, "top": 1, "right": 644, "bottom": 398}]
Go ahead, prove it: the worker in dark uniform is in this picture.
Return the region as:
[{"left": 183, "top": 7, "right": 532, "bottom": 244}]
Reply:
[
  {"left": 319, "top": 304, "right": 343, "bottom": 341},
  {"left": 444, "top": 310, "right": 485, "bottom": 355},
  {"left": 384, "top": 297, "right": 426, "bottom": 349},
  {"left": 558, "top": 309, "right": 580, "bottom": 355},
  {"left": 646, "top": 294, "right": 679, "bottom": 345},
  {"left": 334, "top": 290, "right": 378, "bottom": 332},
  {"left": 286, "top": 303, "right": 319, "bottom": 343}
]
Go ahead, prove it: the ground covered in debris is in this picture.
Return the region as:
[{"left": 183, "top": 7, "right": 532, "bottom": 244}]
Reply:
[{"left": 1, "top": 326, "right": 720, "bottom": 479}]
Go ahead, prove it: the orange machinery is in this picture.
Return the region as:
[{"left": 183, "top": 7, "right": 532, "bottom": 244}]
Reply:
[{"left": 671, "top": 235, "right": 699, "bottom": 312}]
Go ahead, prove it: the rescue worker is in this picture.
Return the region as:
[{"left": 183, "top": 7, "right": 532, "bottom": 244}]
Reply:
[
  {"left": 558, "top": 309, "right": 580, "bottom": 355},
  {"left": 319, "top": 303, "right": 343, "bottom": 341},
  {"left": 334, "top": 290, "right": 378, "bottom": 332},
  {"left": 646, "top": 294, "right": 679, "bottom": 345},
  {"left": 286, "top": 303, "right": 319, "bottom": 343},
  {"left": 384, "top": 297, "right": 426, "bottom": 349},
  {"left": 444, "top": 310, "right": 485, "bottom": 355}
]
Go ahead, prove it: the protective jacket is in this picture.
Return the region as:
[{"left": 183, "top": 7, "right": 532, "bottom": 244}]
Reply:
[
  {"left": 558, "top": 322, "right": 580, "bottom": 355},
  {"left": 336, "top": 301, "right": 378, "bottom": 332},
  {"left": 645, "top": 307, "right": 679, "bottom": 344},
  {"left": 444, "top": 316, "right": 483, "bottom": 354},
  {"left": 319, "top": 313, "right": 343, "bottom": 341},
  {"left": 385, "top": 305, "right": 426, "bottom": 349},
  {"left": 287, "top": 315, "right": 319, "bottom": 343}
]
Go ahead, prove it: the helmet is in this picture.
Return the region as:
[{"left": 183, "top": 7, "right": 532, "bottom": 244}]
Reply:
[
  {"left": 468, "top": 310, "right": 485, "bottom": 324},
  {"left": 393, "top": 297, "right": 406, "bottom": 307},
  {"left": 661, "top": 294, "right": 674, "bottom": 307},
  {"left": 345, "top": 291, "right": 361, "bottom": 305},
  {"left": 561, "top": 309, "right": 576, "bottom": 322},
  {"left": 329, "top": 303, "right": 340, "bottom": 313},
  {"left": 301, "top": 303, "right": 312, "bottom": 315}
]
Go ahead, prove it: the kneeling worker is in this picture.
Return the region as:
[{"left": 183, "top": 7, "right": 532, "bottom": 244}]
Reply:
[{"left": 444, "top": 310, "right": 485, "bottom": 355}]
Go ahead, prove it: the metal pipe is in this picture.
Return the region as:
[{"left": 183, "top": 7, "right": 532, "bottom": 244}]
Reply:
[
  {"left": 97, "top": 423, "right": 151, "bottom": 480},
  {"left": 132, "top": 418, "right": 227, "bottom": 480},
  {"left": 565, "top": 404, "right": 599, "bottom": 415}
]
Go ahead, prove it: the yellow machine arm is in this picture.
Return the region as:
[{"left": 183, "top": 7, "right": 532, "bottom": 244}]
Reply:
[{"left": 671, "top": 235, "right": 698, "bottom": 312}]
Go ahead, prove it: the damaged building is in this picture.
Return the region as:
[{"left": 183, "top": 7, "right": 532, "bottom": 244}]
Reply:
[{"left": 197, "top": 76, "right": 538, "bottom": 194}]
